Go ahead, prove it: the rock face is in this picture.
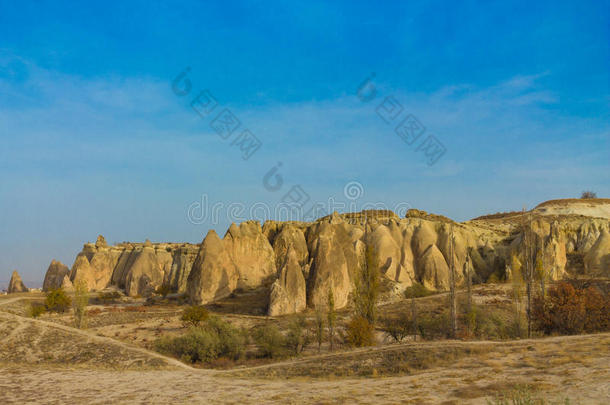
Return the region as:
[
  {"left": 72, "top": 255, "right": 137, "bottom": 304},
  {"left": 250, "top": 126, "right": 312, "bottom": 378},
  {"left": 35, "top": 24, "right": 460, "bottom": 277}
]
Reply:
[
  {"left": 187, "top": 230, "right": 239, "bottom": 304},
  {"left": 8, "top": 270, "right": 28, "bottom": 293},
  {"left": 47, "top": 199, "right": 610, "bottom": 315},
  {"left": 268, "top": 247, "right": 306, "bottom": 316},
  {"left": 42, "top": 260, "right": 70, "bottom": 291},
  {"left": 585, "top": 229, "right": 610, "bottom": 276},
  {"left": 224, "top": 221, "right": 276, "bottom": 289}
]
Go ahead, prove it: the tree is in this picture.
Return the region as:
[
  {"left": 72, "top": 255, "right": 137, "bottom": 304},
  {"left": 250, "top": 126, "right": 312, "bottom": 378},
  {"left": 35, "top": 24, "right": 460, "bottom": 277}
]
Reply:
[
  {"left": 73, "top": 280, "right": 89, "bottom": 329},
  {"left": 510, "top": 251, "right": 525, "bottom": 338},
  {"left": 45, "top": 287, "right": 72, "bottom": 313},
  {"left": 181, "top": 305, "right": 209, "bottom": 327},
  {"left": 353, "top": 244, "right": 380, "bottom": 324},
  {"left": 314, "top": 309, "right": 324, "bottom": 353},
  {"left": 327, "top": 288, "right": 336, "bottom": 352},
  {"left": 411, "top": 294, "right": 418, "bottom": 341},
  {"left": 580, "top": 191, "right": 597, "bottom": 199},
  {"left": 285, "top": 314, "right": 310, "bottom": 355},
  {"left": 448, "top": 224, "right": 457, "bottom": 338},
  {"left": 464, "top": 252, "right": 473, "bottom": 336}
]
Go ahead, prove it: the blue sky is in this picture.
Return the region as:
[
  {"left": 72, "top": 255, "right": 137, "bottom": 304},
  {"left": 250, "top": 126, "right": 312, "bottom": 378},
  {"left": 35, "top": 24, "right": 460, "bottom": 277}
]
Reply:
[{"left": 0, "top": 0, "right": 609, "bottom": 285}]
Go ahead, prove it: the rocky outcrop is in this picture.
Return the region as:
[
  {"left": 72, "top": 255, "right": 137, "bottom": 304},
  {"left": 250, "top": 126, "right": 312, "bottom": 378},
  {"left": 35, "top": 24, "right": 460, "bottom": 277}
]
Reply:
[
  {"left": 224, "top": 221, "right": 276, "bottom": 289},
  {"left": 187, "top": 230, "right": 239, "bottom": 304},
  {"left": 48, "top": 199, "right": 610, "bottom": 314},
  {"left": 268, "top": 247, "right": 306, "bottom": 316},
  {"left": 306, "top": 219, "right": 355, "bottom": 309},
  {"left": 8, "top": 270, "right": 28, "bottom": 293},
  {"left": 584, "top": 229, "right": 610, "bottom": 276},
  {"left": 42, "top": 260, "right": 70, "bottom": 291}
]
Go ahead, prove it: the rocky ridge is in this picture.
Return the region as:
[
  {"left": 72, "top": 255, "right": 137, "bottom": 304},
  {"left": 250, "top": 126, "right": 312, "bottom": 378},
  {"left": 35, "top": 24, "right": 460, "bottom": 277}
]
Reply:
[{"left": 42, "top": 200, "right": 610, "bottom": 315}]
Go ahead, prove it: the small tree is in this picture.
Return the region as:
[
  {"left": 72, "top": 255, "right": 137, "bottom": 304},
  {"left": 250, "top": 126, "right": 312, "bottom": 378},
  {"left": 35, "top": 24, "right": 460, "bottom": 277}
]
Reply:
[
  {"left": 380, "top": 313, "right": 411, "bottom": 342},
  {"left": 314, "top": 309, "right": 324, "bottom": 353},
  {"left": 45, "top": 287, "right": 72, "bottom": 313},
  {"left": 253, "top": 322, "right": 285, "bottom": 358},
  {"left": 353, "top": 244, "right": 380, "bottom": 324},
  {"left": 327, "top": 288, "right": 336, "bottom": 352},
  {"left": 181, "top": 305, "right": 209, "bottom": 327},
  {"left": 580, "top": 191, "right": 597, "bottom": 199},
  {"left": 510, "top": 252, "right": 525, "bottom": 338},
  {"left": 345, "top": 316, "right": 375, "bottom": 347},
  {"left": 285, "top": 314, "right": 311, "bottom": 355},
  {"left": 73, "top": 280, "right": 89, "bottom": 329}
]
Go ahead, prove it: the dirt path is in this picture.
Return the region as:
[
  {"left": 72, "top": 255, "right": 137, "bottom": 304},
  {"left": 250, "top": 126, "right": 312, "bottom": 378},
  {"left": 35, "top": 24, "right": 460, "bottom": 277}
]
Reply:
[{"left": 0, "top": 298, "right": 194, "bottom": 371}]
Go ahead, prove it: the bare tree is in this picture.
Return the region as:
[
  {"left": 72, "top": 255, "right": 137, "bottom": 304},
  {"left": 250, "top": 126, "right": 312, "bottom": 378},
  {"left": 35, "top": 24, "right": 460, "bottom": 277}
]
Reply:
[
  {"left": 581, "top": 191, "right": 597, "bottom": 199},
  {"left": 523, "top": 210, "right": 534, "bottom": 338}
]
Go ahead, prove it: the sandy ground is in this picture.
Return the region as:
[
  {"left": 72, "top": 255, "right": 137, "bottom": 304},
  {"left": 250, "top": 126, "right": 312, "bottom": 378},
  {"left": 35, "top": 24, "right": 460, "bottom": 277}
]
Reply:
[{"left": 2, "top": 294, "right": 609, "bottom": 404}]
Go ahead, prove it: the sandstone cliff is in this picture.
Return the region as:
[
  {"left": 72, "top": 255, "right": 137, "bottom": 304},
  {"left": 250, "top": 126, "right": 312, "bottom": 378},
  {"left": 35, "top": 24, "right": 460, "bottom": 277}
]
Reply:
[{"left": 43, "top": 199, "right": 610, "bottom": 314}]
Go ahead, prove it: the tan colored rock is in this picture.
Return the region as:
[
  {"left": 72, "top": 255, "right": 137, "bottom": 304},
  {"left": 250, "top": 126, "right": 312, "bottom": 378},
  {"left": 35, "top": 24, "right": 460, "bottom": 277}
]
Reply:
[
  {"left": 187, "top": 230, "right": 238, "bottom": 304},
  {"left": 224, "top": 221, "right": 276, "bottom": 289},
  {"left": 124, "top": 245, "right": 164, "bottom": 297},
  {"left": 272, "top": 225, "right": 308, "bottom": 269},
  {"left": 367, "top": 225, "right": 403, "bottom": 282},
  {"left": 61, "top": 275, "right": 74, "bottom": 292},
  {"left": 268, "top": 248, "right": 306, "bottom": 316},
  {"left": 307, "top": 222, "right": 353, "bottom": 309},
  {"left": 584, "top": 229, "right": 610, "bottom": 277},
  {"left": 167, "top": 245, "right": 199, "bottom": 293},
  {"left": 418, "top": 245, "right": 450, "bottom": 290},
  {"left": 42, "top": 260, "right": 70, "bottom": 291},
  {"left": 8, "top": 270, "right": 28, "bottom": 293}
]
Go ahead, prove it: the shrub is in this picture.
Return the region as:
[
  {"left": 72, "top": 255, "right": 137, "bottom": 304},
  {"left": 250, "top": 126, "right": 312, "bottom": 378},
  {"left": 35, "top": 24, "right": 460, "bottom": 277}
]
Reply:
[
  {"left": 533, "top": 281, "right": 609, "bottom": 335},
  {"left": 98, "top": 291, "right": 122, "bottom": 304},
  {"left": 154, "top": 316, "right": 245, "bottom": 363},
  {"left": 27, "top": 303, "right": 46, "bottom": 318},
  {"left": 284, "top": 314, "right": 311, "bottom": 355},
  {"left": 345, "top": 316, "right": 375, "bottom": 347},
  {"left": 417, "top": 312, "right": 450, "bottom": 340},
  {"left": 253, "top": 323, "right": 285, "bottom": 358},
  {"left": 45, "top": 288, "right": 72, "bottom": 313},
  {"left": 181, "top": 305, "right": 209, "bottom": 327},
  {"left": 404, "top": 283, "right": 435, "bottom": 299},
  {"left": 380, "top": 313, "right": 412, "bottom": 342},
  {"left": 580, "top": 191, "right": 597, "bottom": 199}
]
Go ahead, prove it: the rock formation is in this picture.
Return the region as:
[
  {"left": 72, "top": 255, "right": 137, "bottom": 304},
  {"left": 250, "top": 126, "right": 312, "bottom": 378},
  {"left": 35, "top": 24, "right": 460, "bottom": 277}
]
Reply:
[
  {"left": 8, "top": 270, "right": 28, "bottom": 293},
  {"left": 43, "top": 199, "right": 610, "bottom": 315},
  {"left": 268, "top": 247, "right": 306, "bottom": 316},
  {"left": 43, "top": 260, "right": 70, "bottom": 291},
  {"left": 187, "top": 230, "right": 239, "bottom": 304}
]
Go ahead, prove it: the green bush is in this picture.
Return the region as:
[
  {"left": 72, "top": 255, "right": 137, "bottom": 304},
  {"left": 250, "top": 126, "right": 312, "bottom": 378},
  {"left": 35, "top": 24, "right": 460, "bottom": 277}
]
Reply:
[
  {"left": 27, "top": 303, "right": 46, "bottom": 318},
  {"left": 45, "top": 288, "right": 72, "bottom": 313},
  {"left": 253, "top": 323, "right": 285, "bottom": 358},
  {"left": 98, "top": 291, "right": 122, "bottom": 304},
  {"left": 181, "top": 305, "right": 209, "bottom": 327},
  {"left": 155, "top": 316, "right": 245, "bottom": 363},
  {"left": 345, "top": 316, "right": 375, "bottom": 347},
  {"left": 284, "top": 314, "right": 311, "bottom": 355},
  {"left": 404, "top": 283, "right": 435, "bottom": 299}
]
